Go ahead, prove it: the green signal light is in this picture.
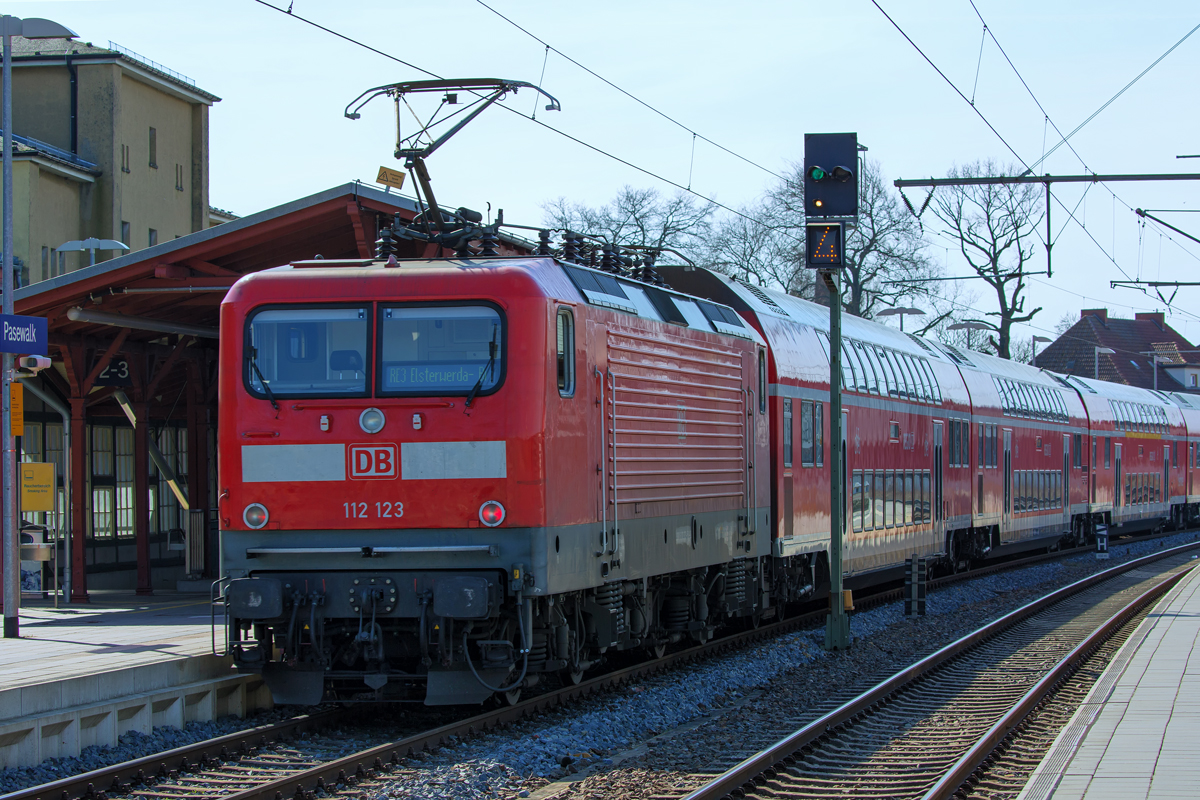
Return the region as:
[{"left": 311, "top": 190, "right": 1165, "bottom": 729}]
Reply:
[{"left": 807, "top": 166, "right": 828, "bottom": 181}]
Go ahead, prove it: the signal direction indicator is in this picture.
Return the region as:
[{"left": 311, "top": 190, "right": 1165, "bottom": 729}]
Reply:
[{"left": 806, "top": 222, "right": 843, "bottom": 267}]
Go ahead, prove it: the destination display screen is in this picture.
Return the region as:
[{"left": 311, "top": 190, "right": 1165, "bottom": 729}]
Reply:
[{"left": 379, "top": 306, "right": 503, "bottom": 394}]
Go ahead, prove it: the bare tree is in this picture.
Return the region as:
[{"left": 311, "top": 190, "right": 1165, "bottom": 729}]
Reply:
[
  {"left": 930, "top": 160, "right": 1045, "bottom": 360},
  {"left": 703, "top": 199, "right": 812, "bottom": 296},
  {"left": 542, "top": 186, "right": 716, "bottom": 262}
]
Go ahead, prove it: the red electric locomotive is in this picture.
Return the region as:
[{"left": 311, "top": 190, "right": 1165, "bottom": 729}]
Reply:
[{"left": 219, "top": 253, "right": 772, "bottom": 704}]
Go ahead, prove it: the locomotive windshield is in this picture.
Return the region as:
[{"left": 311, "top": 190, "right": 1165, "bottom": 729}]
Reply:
[
  {"left": 246, "top": 306, "right": 370, "bottom": 397},
  {"left": 378, "top": 305, "right": 504, "bottom": 396}
]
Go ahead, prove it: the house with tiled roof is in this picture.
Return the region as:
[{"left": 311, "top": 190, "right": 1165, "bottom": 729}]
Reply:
[{"left": 1035, "top": 308, "right": 1200, "bottom": 392}]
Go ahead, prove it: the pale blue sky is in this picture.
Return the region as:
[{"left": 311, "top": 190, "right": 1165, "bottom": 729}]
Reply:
[{"left": 10, "top": 1, "right": 1200, "bottom": 343}]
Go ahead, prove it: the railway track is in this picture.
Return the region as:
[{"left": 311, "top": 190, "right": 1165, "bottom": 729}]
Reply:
[
  {"left": 7, "top": 533, "right": 1195, "bottom": 800},
  {"left": 681, "top": 545, "right": 1196, "bottom": 800}
]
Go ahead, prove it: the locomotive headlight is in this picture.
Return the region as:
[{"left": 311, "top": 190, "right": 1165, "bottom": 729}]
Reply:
[
  {"left": 359, "top": 407, "right": 386, "bottom": 434},
  {"left": 479, "top": 500, "right": 506, "bottom": 527},
  {"left": 243, "top": 503, "right": 269, "bottom": 529}
]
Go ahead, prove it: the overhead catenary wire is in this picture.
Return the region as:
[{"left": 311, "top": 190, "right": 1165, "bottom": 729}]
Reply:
[
  {"left": 250, "top": 0, "right": 805, "bottom": 252},
  {"left": 471, "top": 0, "right": 787, "bottom": 182}
]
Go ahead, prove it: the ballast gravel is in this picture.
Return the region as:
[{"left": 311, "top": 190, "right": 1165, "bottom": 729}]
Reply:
[{"left": 2, "top": 532, "right": 1195, "bottom": 800}]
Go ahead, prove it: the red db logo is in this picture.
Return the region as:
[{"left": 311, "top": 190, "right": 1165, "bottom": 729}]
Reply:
[{"left": 349, "top": 444, "right": 398, "bottom": 479}]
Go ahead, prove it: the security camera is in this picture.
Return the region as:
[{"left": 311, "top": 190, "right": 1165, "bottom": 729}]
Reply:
[{"left": 16, "top": 355, "right": 51, "bottom": 375}]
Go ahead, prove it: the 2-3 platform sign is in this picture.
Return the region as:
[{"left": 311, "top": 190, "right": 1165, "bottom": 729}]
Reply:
[{"left": 94, "top": 357, "right": 132, "bottom": 386}]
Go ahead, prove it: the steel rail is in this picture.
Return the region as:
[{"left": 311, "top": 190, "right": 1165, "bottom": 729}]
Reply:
[
  {"left": 920, "top": 566, "right": 1191, "bottom": 800},
  {"left": 9, "top": 529, "right": 1194, "bottom": 800},
  {"left": 1, "top": 711, "right": 345, "bottom": 800},
  {"left": 682, "top": 539, "right": 1200, "bottom": 800}
]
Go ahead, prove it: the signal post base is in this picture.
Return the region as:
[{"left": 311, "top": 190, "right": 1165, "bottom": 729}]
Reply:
[{"left": 824, "top": 609, "right": 851, "bottom": 651}]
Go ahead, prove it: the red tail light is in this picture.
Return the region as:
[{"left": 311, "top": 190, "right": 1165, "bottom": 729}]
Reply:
[{"left": 479, "top": 500, "right": 506, "bottom": 527}]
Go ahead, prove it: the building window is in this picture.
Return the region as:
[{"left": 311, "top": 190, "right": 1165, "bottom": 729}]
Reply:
[
  {"left": 121, "top": 221, "right": 130, "bottom": 247},
  {"left": 115, "top": 428, "right": 135, "bottom": 538},
  {"left": 148, "top": 228, "right": 158, "bottom": 247},
  {"left": 556, "top": 308, "right": 574, "bottom": 396},
  {"left": 175, "top": 164, "right": 184, "bottom": 191},
  {"left": 783, "top": 399, "right": 793, "bottom": 468},
  {"left": 149, "top": 127, "right": 157, "bottom": 168},
  {"left": 121, "top": 144, "right": 130, "bottom": 173}
]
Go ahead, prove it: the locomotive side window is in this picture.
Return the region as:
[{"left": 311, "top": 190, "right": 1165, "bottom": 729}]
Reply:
[
  {"left": 378, "top": 305, "right": 504, "bottom": 396},
  {"left": 556, "top": 308, "right": 575, "bottom": 396},
  {"left": 246, "top": 305, "right": 369, "bottom": 398},
  {"left": 758, "top": 350, "right": 766, "bottom": 413}
]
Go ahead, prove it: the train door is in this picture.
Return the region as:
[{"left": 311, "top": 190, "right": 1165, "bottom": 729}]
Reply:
[
  {"left": 841, "top": 409, "right": 849, "bottom": 536},
  {"left": 1164, "top": 445, "right": 1171, "bottom": 505},
  {"left": 1063, "top": 434, "right": 1071, "bottom": 530},
  {"left": 1114, "top": 443, "right": 1123, "bottom": 509},
  {"left": 1003, "top": 430, "right": 1013, "bottom": 528},
  {"left": 933, "top": 422, "right": 944, "bottom": 541},
  {"left": 1190, "top": 445, "right": 1194, "bottom": 497},
  {"left": 586, "top": 320, "right": 609, "bottom": 560}
]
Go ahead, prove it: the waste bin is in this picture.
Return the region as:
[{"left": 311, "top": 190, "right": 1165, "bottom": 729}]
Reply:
[{"left": 20, "top": 523, "right": 51, "bottom": 598}]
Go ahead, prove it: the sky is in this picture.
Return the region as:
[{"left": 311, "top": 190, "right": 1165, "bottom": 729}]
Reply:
[{"left": 12, "top": 0, "right": 1200, "bottom": 347}]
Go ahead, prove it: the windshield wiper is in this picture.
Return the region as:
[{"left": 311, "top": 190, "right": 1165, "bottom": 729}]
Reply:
[
  {"left": 465, "top": 327, "right": 498, "bottom": 409},
  {"left": 248, "top": 346, "right": 279, "bottom": 412}
]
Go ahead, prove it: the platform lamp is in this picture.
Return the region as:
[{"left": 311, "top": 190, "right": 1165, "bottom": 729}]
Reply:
[
  {"left": 1032, "top": 336, "right": 1051, "bottom": 368},
  {"left": 948, "top": 321, "right": 991, "bottom": 353},
  {"left": 56, "top": 237, "right": 129, "bottom": 268},
  {"left": 2, "top": 15, "right": 77, "bottom": 637},
  {"left": 876, "top": 307, "right": 925, "bottom": 333},
  {"left": 1094, "top": 347, "right": 1115, "bottom": 381}
]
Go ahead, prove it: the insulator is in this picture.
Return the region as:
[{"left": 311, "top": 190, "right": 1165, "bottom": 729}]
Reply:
[
  {"left": 601, "top": 243, "right": 616, "bottom": 273},
  {"left": 537, "top": 229, "right": 552, "bottom": 256},
  {"left": 480, "top": 228, "right": 499, "bottom": 257},
  {"left": 455, "top": 241, "right": 474, "bottom": 258},
  {"left": 641, "top": 251, "right": 664, "bottom": 285},
  {"left": 586, "top": 243, "right": 598, "bottom": 268},
  {"left": 563, "top": 233, "right": 579, "bottom": 264}
]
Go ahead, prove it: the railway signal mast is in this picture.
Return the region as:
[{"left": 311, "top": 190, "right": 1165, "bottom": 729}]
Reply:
[{"left": 804, "top": 133, "right": 859, "bottom": 651}]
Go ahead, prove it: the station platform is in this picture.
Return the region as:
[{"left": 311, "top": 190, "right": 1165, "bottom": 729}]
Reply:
[
  {"left": 1018, "top": 562, "right": 1200, "bottom": 800},
  {"left": 0, "top": 592, "right": 271, "bottom": 769}
]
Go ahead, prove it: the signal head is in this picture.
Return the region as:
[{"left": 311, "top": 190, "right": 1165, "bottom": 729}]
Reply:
[
  {"left": 806, "top": 165, "right": 828, "bottom": 182},
  {"left": 831, "top": 165, "right": 854, "bottom": 183}
]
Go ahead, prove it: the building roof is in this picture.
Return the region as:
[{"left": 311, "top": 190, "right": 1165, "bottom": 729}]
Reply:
[
  {"left": 4, "top": 128, "right": 101, "bottom": 176},
  {"left": 1034, "top": 308, "right": 1200, "bottom": 391},
  {"left": 11, "top": 36, "right": 221, "bottom": 103}
]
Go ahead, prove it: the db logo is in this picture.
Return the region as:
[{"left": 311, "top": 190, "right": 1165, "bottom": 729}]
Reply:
[{"left": 348, "top": 444, "right": 398, "bottom": 479}]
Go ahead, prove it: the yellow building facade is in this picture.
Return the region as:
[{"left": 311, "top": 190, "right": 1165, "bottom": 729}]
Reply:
[{"left": 2, "top": 38, "right": 220, "bottom": 284}]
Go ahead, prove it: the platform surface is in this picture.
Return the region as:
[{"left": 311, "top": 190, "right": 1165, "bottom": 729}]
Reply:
[
  {"left": 0, "top": 591, "right": 220, "bottom": 693},
  {"left": 1018, "top": 560, "right": 1200, "bottom": 800}
]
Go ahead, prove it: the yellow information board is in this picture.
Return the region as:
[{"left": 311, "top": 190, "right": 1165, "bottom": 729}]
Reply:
[
  {"left": 10, "top": 382, "right": 22, "bottom": 429},
  {"left": 21, "top": 462, "right": 55, "bottom": 512},
  {"left": 376, "top": 166, "right": 406, "bottom": 190}
]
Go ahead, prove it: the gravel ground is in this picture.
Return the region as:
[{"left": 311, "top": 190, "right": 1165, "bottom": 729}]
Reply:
[
  {"left": 370, "top": 532, "right": 1200, "bottom": 800},
  {"left": 3, "top": 532, "right": 1195, "bottom": 800}
]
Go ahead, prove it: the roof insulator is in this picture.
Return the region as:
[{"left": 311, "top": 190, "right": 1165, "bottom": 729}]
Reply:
[{"left": 385, "top": 255, "right": 399, "bottom": 268}]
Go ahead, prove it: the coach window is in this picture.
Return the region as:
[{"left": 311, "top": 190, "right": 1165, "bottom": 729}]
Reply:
[
  {"left": 556, "top": 308, "right": 575, "bottom": 396},
  {"left": 783, "top": 399, "right": 793, "bottom": 468},
  {"left": 883, "top": 350, "right": 907, "bottom": 399},
  {"left": 1105, "top": 437, "right": 1111, "bottom": 469},
  {"left": 814, "top": 403, "right": 825, "bottom": 466},
  {"left": 854, "top": 341, "right": 880, "bottom": 395},
  {"left": 840, "top": 342, "right": 857, "bottom": 394},
  {"left": 246, "top": 305, "right": 370, "bottom": 398},
  {"left": 800, "top": 400, "right": 815, "bottom": 465},
  {"left": 874, "top": 347, "right": 898, "bottom": 397},
  {"left": 1074, "top": 434, "right": 1083, "bottom": 468}
]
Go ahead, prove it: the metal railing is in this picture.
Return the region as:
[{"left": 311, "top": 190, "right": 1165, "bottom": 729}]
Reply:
[{"left": 107, "top": 41, "right": 197, "bottom": 87}]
